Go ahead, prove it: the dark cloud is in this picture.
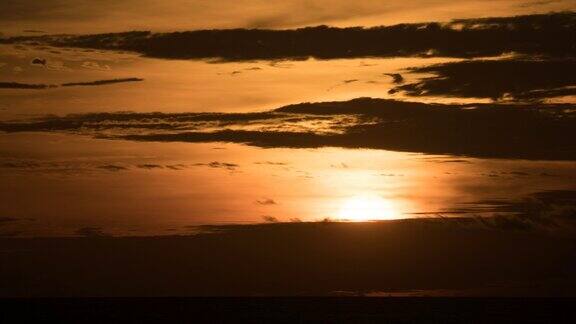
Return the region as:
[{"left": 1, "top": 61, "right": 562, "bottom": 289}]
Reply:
[
  {"left": 137, "top": 164, "right": 164, "bottom": 169},
  {"left": 0, "top": 78, "right": 143, "bottom": 90},
  {"left": 97, "top": 164, "right": 128, "bottom": 172},
  {"left": 165, "top": 164, "right": 187, "bottom": 170},
  {"left": 0, "top": 82, "right": 55, "bottom": 89},
  {"left": 392, "top": 58, "right": 576, "bottom": 102},
  {"left": 0, "top": 159, "right": 200, "bottom": 174},
  {"left": 433, "top": 159, "right": 472, "bottom": 163},
  {"left": 255, "top": 198, "right": 277, "bottom": 205},
  {"left": 189, "top": 162, "right": 240, "bottom": 170},
  {"left": 2, "top": 98, "right": 575, "bottom": 160},
  {"left": 30, "top": 57, "right": 47, "bottom": 66},
  {"left": 5, "top": 13, "right": 575, "bottom": 61},
  {"left": 384, "top": 73, "right": 404, "bottom": 84},
  {"left": 61, "top": 78, "right": 143, "bottom": 87},
  {"left": 471, "top": 190, "right": 576, "bottom": 230},
  {"left": 254, "top": 161, "right": 288, "bottom": 166},
  {"left": 261, "top": 215, "right": 279, "bottom": 223},
  {"left": 207, "top": 162, "right": 239, "bottom": 170}
]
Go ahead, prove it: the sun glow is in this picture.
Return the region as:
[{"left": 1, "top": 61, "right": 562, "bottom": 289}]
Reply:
[{"left": 337, "top": 194, "right": 400, "bottom": 221}]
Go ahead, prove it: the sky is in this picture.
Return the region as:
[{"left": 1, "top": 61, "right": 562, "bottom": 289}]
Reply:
[
  {"left": 1, "top": 0, "right": 576, "bottom": 300},
  {"left": 1, "top": 0, "right": 575, "bottom": 35}
]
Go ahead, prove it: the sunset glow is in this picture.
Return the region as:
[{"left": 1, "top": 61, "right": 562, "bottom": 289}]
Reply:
[
  {"left": 1, "top": 0, "right": 575, "bottom": 308},
  {"left": 338, "top": 194, "right": 400, "bottom": 221}
]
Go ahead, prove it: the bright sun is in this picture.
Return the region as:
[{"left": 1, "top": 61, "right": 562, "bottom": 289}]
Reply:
[{"left": 337, "top": 194, "right": 399, "bottom": 221}]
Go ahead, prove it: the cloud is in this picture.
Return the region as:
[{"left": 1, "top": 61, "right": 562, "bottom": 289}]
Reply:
[
  {"left": 261, "top": 215, "right": 279, "bottom": 223},
  {"left": 254, "top": 161, "right": 288, "bottom": 165},
  {"left": 30, "top": 57, "right": 47, "bottom": 66},
  {"left": 61, "top": 78, "right": 143, "bottom": 87},
  {"left": 165, "top": 164, "right": 187, "bottom": 170},
  {"left": 1, "top": 98, "right": 575, "bottom": 160},
  {"left": 195, "top": 162, "right": 239, "bottom": 170},
  {"left": 255, "top": 198, "right": 277, "bottom": 205},
  {"left": 392, "top": 58, "right": 576, "bottom": 102},
  {"left": 0, "top": 159, "right": 203, "bottom": 174},
  {"left": 0, "top": 78, "right": 143, "bottom": 90},
  {"left": 5, "top": 13, "right": 575, "bottom": 61},
  {"left": 137, "top": 164, "right": 164, "bottom": 169},
  {"left": 471, "top": 190, "right": 576, "bottom": 230},
  {"left": 435, "top": 159, "right": 472, "bottom": 163},
  {"left": 384, "top": 73, "right": 404, "bottom": 84},
  {"left": 0, "top": 81, "right": 55, "bottom": 89},
  {"left": 97, "top": 164, "right": 128, "bottom": 172}
]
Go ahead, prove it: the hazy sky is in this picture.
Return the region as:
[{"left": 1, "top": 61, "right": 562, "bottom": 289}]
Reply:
[{"left": 1, "top": 0, "right": 574, "bottom": 35}]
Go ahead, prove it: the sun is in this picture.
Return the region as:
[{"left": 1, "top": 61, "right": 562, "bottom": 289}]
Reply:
[{"left": 337, "top": 194, "right": 399, "bottom": 221}]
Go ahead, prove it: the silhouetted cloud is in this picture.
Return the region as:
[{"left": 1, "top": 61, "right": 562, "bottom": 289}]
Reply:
[
  {"left": 97, "top": 164, "right": 128, "bottom": 172},
  {"left": 254, "top": 161, "right": 288, "bottom": 166},
  {"left": 384, "top": 73, "right": 404, "bottom": 84},
  {"left": 165, "top": 164, "right": 187, "bottom": 170},
  {"left": 393, "top": 58, "right": 576, "bottom": 101},
  {"left": 0, "top": 82, "right": 55, "bottom": 89},
  {"left": 261, "top": 215, "right": 279, "bottom": 223},
  {"left": 435, "top": 159, "right": 472, "bottom": 163},
  {"left": 4, "top": 13, "right": 575, "bottom": 61},
  {"left": 30, "top": 57, "right": 47, "bottom": 66},
  {"left": 137, "top": 164, "right": 164, "bottom": 169},
  {"left": 194, "top": 162, "right": 239, "bottom": 170},
  {"left": 61, "top": 78, "right": 143, "bottom": 87},
  {"left": 0, "top": 78, "right": 143, "bottom": 90},
  {"left": 471, "top": 190, "right": 576, "bottom": 230},
  {"left": 255, "top": 198, "right": 277, "bottom": 205},
  {"left": 0, "top": 159, "right": 234, "bottom": 174},
  {"left": 1, "top": 98, "right": 575, "bottom": 160}
]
